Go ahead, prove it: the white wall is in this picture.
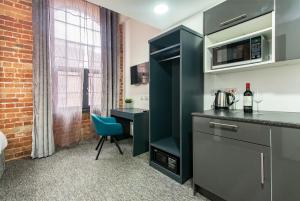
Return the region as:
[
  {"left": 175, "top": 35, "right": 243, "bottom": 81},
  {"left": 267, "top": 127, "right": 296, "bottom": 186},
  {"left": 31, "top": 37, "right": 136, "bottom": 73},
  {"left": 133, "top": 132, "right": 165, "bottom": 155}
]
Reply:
[
  {"left": 204, "top": 65, "right": 300, "bottom": 112},
  {"left": 122, "top": 18, "right": 161, "bottom": 109},
  {"left": 167, "top": 12, "right": 203, "bottom": 34}
]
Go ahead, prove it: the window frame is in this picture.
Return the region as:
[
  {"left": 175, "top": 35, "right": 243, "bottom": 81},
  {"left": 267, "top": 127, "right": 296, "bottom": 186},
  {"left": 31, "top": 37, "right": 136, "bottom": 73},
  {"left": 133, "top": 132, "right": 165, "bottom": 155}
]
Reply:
[{"left": 52, "top": 7, "right": 102, "bottom": 111}]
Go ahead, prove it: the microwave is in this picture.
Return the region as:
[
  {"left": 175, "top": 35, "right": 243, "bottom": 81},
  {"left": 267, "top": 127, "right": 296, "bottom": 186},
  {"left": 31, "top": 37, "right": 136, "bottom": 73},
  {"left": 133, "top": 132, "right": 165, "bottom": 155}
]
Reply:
[{"left": 211, "top": 35, "right": 269, "bottom": 69}]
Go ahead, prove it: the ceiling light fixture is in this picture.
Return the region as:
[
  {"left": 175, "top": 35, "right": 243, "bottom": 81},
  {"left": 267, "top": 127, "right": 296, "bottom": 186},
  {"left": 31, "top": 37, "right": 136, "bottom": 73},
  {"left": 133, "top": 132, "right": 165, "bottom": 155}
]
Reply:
[{"left": 154, "top": 4, "right": 169, "bottom": 15}]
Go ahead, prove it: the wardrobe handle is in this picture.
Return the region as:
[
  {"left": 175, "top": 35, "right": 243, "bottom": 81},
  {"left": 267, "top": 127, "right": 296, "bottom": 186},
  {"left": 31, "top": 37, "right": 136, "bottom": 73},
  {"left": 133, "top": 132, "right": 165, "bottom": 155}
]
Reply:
[
  {"left": 220, "top": 14, "right": 247, "bottom": 27},
  {"left": 260, "top": 153, "right": 264, "bottom": 185}
]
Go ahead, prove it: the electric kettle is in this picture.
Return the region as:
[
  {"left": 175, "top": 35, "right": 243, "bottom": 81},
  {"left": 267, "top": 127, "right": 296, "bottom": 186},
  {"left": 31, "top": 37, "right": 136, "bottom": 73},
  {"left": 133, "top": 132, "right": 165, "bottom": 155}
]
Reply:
[{"left": 214, "top": 90, "right": 235, "bottom": 110}]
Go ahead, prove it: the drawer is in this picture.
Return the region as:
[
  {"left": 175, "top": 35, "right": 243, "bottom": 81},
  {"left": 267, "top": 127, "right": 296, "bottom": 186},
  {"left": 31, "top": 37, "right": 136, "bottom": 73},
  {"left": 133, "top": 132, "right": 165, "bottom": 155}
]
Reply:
[
  {"left": 204, "top": 0, "right": 274, "bottom": 35},
  {"left": 193, "top": 116, "right": 270, "bottom": 146}
]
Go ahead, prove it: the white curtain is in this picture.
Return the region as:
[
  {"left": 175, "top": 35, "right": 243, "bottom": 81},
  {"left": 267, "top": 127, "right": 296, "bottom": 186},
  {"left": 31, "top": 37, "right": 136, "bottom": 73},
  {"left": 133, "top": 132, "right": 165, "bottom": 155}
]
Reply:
[{"left": 49, "top": 0, "right": 102, "bottom": 147}]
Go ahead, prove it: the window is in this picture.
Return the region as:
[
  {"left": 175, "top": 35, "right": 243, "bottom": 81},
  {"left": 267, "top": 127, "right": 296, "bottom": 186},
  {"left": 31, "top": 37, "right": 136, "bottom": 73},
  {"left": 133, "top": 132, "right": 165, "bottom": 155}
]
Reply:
[{"left": 53, "top": 6, "right": 101, "bottom": 110}]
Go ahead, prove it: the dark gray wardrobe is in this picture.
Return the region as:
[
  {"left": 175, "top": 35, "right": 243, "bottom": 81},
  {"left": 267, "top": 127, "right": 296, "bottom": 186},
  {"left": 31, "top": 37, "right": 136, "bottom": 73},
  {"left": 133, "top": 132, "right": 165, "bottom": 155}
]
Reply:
[{"left": 149, "top": 25, "right": 204, "bottom": 184}]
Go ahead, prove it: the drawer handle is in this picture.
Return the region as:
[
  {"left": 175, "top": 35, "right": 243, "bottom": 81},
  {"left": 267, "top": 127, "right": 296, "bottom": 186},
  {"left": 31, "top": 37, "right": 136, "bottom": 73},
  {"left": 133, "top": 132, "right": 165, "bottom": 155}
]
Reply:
[
  {"left": 260, "top": 153, "right": 265, "bottom": 186},
  {"left": 209, "top": 122, "right": 238, "bottom": 131},
  {"left": 220, "top": 14, "right": 247, "bottom": 27}
]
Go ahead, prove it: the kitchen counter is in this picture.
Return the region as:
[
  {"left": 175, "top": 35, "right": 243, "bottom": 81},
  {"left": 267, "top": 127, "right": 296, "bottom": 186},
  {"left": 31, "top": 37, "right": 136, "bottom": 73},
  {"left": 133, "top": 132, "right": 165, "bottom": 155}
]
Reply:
[{"left": 192, "top": 110, "right": 300, "bottom": 129}]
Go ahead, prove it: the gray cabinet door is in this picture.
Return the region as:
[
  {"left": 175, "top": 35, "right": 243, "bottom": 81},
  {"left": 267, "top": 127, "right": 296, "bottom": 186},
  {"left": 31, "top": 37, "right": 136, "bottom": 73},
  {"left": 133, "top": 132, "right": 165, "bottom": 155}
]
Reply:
[
  {"left": 275, "top": 0, "right": 300, "bottom": 61},
  {"left": 272, "top": 127, "right": 300, "bottom": 201},
  {"left": 193, "top": 132, "right": 271, "bottom": 201},
  {"left": 204, "top": 0, "right": 274, "bottom": 35}
]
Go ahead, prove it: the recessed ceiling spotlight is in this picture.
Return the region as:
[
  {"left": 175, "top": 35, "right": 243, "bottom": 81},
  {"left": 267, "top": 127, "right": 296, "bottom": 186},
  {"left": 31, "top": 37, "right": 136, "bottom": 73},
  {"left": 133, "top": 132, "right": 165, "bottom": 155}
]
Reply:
[{"left": 154, "top": 4, "right": 169, "bottom": 15}]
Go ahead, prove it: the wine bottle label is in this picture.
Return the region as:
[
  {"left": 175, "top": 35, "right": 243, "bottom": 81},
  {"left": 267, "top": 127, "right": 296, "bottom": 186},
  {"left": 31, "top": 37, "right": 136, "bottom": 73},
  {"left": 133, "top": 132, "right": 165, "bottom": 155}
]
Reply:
[{"left": 244, "top": 96, "right": 253, "bottom": 107}]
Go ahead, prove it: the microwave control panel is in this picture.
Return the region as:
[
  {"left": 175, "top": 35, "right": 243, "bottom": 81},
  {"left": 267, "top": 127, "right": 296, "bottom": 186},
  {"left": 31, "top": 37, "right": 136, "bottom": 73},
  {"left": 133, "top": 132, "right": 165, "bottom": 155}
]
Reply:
[{"left": 251, "top": 36, "right": 262, "bottom": 59}]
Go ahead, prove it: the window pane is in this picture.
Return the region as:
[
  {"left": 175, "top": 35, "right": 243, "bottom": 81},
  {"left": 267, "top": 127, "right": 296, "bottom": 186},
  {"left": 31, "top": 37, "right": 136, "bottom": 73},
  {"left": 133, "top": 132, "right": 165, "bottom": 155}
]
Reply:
[
  {"left": 55, "top": 39, "right": 65, "bottom": 58},
  {"left": 67, "top": 93, "right": 81, "bottom": 107},
  {"left": 87, "top": 17, "right": 93, "bottom": 30},
  {"left": 58, "top": 93, "right": 67, "bottom": 107},
  {"left": 94, "top": 31, "right": 100, "bottom": 46},
  {"left": 80, "top": 28, "right": 87, "bottom": 44},
  {"left": 67, "top": 24, "right": 81, "bottom": 42},
  {"left": 94, "top": 47, "right": 101, "bottom": 62},
  {"left": 54, "top": 20, "right": 66, "bottom": 40},
  {"left": 84, "top": 61, "right": 89, "bottom": 69},
  {"left": 68, "top": 59, "right": 83, "bottom": 68},
  {"left": 90, "top": 93, "right": 101, "bottom": 106},
  {"left": 89, "top": 74, "right": 102, "bottom": 93},
  {"left": 94, "top": 22, "right": 100, "bottom": 32},
  {"left": 58, "top": 71, "right": 67, "bottom": 93},
  {"left": 67, "top": 73, "right": 82, "bottom": 107},
  {"left": 57, "top": 71, "right": 67, "bottom": 107},
  {"left": 67, "top": 73, "right": 81, "bottom": 93},
  {"left": 87, "top": 29, "right": 94, "bottom": 45},
  {"left": 67, "top": 42, "right": 84, "bottom": 61},
  {"left": 67, "top": 10, "right": 80, "bottom": 25},
  {"left": 87, "top": 46, "right": 94, "bottom": 63},
  {"left": 93, "top": 62, "right": 101, "bottom": 70},
  {"left": 55, "top": 57, "right": 66, "bottom": 67},
  {"left": 54, "top": 9, "right": 65, "bottom": 21}
]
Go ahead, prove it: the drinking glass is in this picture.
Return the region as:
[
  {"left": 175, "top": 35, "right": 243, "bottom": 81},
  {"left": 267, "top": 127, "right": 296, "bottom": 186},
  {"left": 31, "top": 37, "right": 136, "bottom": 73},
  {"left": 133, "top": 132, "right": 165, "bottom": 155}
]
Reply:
[
  {"left": 230, "top": 89, "right": 240, "bottom": 110},
  {"left": 253, "top": 90, "right": 263, "bottom": 114}
]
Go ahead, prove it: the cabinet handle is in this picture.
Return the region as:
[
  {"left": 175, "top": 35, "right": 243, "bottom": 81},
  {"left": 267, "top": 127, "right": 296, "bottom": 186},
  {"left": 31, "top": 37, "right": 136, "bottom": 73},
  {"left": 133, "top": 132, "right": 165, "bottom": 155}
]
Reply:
[
  {"left": 260, "top": 153, "right": 264, "bottom": 185},
  {"left": 220, "top": 14, "right": 247, "bottom": 27},
  {"left": 209, "top": 122, "right": 238, "bottom": 131}
]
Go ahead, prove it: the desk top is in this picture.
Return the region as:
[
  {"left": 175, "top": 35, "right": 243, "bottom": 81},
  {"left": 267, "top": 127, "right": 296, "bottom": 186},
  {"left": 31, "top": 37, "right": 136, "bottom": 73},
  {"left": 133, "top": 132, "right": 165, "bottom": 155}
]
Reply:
[
  {"left": 112, "top": 108, "right": 148, "bottom": 114},
  {"left": 111, "top": 108, "right": 148, "bottom": 120}
]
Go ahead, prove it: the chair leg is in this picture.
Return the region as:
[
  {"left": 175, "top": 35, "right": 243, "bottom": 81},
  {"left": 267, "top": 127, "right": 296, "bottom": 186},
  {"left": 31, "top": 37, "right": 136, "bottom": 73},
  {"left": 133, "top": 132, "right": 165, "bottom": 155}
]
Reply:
[
  {"left": 95, "top": 137, "right": 104, "bottom": 150},
  {"left": 95, "top": 137, "right": 105, "bottom": 160},
  {"left": 112, "top": 137, "right": 123, "bottom": 155}
]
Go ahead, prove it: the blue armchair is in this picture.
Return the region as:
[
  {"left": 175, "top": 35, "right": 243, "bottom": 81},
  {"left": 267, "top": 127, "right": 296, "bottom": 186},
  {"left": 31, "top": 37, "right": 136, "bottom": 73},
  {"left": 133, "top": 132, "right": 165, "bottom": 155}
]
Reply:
[{"left": 91, "top": 114, "right": 124, "bottom": 160}]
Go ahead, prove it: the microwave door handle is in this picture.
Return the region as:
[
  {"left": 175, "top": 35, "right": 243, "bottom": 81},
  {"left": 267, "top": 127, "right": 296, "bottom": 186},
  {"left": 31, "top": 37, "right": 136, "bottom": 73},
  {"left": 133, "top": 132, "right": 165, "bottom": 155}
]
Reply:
[{"left": 220, "top": 14, "right": 247, "bottom": 27}]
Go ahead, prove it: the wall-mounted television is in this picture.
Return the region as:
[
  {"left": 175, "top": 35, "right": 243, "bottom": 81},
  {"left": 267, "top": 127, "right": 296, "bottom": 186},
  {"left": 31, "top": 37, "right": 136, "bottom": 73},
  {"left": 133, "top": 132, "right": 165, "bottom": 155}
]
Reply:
[{"left": 130, "top": 62, "right": 149, "bottom": 85}]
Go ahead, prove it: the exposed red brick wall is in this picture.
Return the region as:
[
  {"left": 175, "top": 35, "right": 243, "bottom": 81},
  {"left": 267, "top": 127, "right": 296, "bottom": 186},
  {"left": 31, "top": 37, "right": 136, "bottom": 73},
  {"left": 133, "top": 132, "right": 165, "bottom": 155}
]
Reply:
[
  {"left": 0, "top": 0, "right": 33, "bottom": 161},
  {"left": 53, "top": 112, "right": 95, "bottom": 147},
  {"left": 81, "top": 112, "right": 94, "bottom": 140}
]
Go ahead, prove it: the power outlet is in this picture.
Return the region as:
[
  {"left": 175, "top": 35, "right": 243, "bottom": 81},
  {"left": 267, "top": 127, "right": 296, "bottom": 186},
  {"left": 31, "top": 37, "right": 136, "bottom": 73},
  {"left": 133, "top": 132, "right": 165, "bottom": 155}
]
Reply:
[
  {"left": 226, "top": 88, "right": 238, "bottom": 94},
  {"left": 140, "top": 95, "right": 149, "bottom": 101},
  {"left": 210, "top": 88, "right": 237, "bottom": 95}
]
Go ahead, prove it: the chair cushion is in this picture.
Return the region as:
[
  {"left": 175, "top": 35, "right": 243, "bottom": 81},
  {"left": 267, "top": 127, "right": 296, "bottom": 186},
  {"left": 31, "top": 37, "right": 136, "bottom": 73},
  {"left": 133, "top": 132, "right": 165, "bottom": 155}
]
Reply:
[{"left": 91, "top": 114, "right": 123, "bottom": 136}]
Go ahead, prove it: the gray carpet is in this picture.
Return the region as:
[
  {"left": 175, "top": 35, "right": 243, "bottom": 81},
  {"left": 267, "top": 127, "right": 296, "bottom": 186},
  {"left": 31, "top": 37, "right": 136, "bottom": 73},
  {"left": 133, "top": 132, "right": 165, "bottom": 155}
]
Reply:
[{"left": 0, "top": 139, "right": 209, "bottom": 201}]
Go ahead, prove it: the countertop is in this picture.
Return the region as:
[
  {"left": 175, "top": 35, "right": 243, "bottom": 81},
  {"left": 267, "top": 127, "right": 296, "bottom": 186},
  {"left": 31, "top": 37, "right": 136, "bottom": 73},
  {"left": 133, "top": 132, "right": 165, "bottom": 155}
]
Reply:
[{"left": 192, "top": 110, "right": 300, "bottom": 129}]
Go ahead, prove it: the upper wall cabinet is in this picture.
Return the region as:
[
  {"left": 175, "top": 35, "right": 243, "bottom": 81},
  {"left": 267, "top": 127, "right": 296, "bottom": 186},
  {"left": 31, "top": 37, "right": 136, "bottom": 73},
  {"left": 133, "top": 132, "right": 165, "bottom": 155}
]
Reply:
[
  {"left": 275, "top": 0, "right": 300, "bottom": 61},
  {"left": 204, "top": 0, "right": 300, "bottom": 73},
  {"left": 204, "top": 0, "right": 274, "bottom": 35}
]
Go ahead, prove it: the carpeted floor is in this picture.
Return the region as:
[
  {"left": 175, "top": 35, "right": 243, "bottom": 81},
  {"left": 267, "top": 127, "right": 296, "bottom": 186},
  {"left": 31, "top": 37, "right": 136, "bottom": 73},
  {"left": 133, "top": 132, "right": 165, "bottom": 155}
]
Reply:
[{"left": 0, "top": 139, "right": 209, "bottom": 201}]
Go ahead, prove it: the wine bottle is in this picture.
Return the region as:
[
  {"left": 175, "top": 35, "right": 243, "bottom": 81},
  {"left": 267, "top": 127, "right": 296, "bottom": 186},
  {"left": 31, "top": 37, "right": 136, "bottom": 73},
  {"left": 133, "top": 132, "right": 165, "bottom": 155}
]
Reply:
[{"left": 243, "top": 82, "right": 253, "bottom": 113}]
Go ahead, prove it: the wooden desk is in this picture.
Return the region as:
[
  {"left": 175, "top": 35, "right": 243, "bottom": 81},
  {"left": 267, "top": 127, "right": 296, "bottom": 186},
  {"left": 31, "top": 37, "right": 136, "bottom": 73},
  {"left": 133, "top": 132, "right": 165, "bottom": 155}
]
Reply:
[{"left": 111, "top": 108, "right": 149, "bottom": 156}]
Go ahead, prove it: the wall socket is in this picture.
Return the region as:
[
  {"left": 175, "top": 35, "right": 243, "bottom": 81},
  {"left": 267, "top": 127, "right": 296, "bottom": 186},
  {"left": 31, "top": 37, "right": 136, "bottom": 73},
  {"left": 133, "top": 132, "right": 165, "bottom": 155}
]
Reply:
[
  {"left": 140, "top": 95, "right": 149, "bottom": 101},
  {"left": 210, "top": 88, "right": 238, "bottom": 95}
]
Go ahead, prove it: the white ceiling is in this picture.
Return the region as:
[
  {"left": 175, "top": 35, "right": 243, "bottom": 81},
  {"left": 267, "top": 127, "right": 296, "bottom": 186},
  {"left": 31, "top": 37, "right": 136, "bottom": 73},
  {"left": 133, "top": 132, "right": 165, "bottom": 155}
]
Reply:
[{"left": 88, "top": 0, "right": 224, "bottom": 29}]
